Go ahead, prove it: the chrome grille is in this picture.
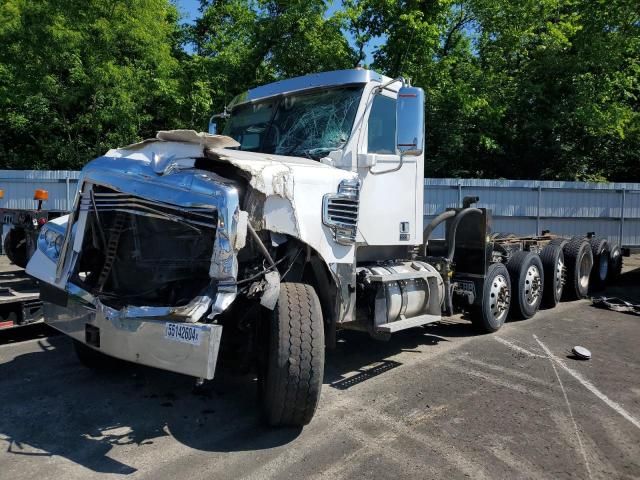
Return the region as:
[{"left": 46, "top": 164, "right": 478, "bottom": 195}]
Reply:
[
  {"left": 80, "top": 190, "right": 217, "bottom": 229},
  {"left": 325, "top": 197, "right": 358, "bottom": 227},
  {"left": 323, "top": 179, "right": 360, "bottom": 245}
]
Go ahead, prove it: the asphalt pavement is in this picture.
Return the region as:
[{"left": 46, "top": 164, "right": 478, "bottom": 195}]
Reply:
[{"left": 0, "top": 257, "right": 639, "bottom": 480}]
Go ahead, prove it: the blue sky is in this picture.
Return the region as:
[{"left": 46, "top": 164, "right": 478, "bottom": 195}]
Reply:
[{"left": 173, "top": 0, "right": 382, "bottom": 64}]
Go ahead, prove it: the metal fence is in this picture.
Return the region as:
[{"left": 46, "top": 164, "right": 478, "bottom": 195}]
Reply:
[
  {"left": 1, "top": 171, "right": 639, "bottom": 247},
  {"left": 424, "top": 178, "right": 640, "bottom": 247},
  {"left": 0, "top": 170, "right": 81, "bottom": 212}
]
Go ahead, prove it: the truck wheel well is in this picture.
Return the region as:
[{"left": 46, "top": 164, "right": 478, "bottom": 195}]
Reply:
[{"left": 273, "top": 235, "right": 338, "bottom": 331}]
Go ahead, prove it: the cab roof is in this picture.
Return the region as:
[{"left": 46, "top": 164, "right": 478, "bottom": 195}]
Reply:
[{"left": 228, "top": 69, "right": 392, "bottom": 109}]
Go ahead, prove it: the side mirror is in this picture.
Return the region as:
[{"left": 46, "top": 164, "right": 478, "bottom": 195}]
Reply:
[
  {"left": 396, "top": 86, "right": 424, "bottom": 156},
  {"left": 208, "top": 116, "right": 218, "bottom": 135},
  {"left": 208, "top": 108, "right": 230, "bottom": 135}
]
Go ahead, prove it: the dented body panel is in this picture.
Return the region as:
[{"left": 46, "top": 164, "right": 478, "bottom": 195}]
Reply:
[
  {"left": 27, "top": 69, "right": 426, "bottom": 384},
  {"left": 27, "top": 127, "right": 358, "bottom": 378},
  {"left": 205, "top": 147, "right": 358, "bottom": 264}
]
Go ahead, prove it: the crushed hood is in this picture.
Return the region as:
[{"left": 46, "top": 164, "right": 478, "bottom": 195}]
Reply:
[
  {"left": 101, "top": 130, "right": 357, "bottom": 264},
  {"left": 106, "top": 130, "right": 353, "bottom": 199}
]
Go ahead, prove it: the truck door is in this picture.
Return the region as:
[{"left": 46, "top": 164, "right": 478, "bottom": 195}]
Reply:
[{"left": 356, "top": 90, "right": 423, "bottom": 246}]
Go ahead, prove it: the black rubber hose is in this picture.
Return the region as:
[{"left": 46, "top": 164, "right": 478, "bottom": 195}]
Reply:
[
  {"left": 422, "top": 210, "right": 456, "bottom": 256},
  {"left": 446, "top": 208, "right": 482, "bottom": 262},
  {"left": 247, "top": 223, "right": 276, "bottom": 267}
]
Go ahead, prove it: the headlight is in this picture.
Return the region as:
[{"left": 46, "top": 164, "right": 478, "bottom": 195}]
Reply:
[
  {"left": 38, "top": 224, "right": 65, "bottom": 261},
  {"left": 55, "top": 235, "right": 64, "bottom": 256}
]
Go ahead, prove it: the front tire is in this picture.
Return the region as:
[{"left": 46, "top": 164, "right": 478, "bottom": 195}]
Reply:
[
  {"left": 506, "top": 251, "right": 544, "bottom": 319},
  {"left": 259, "top": 283, "right": 324, "bottom": 427},
  {"left": 472, "top": 263, "right": 511, "bottom": 333}
]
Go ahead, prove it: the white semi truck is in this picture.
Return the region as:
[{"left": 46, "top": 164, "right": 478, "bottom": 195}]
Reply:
[{"left": 26, "top": 69, "right": 623, "bottom": 427}]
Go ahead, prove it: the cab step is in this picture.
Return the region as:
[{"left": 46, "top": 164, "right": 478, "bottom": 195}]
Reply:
[{"left": 375, "top": 313, "right": 441, "bottom": 333}]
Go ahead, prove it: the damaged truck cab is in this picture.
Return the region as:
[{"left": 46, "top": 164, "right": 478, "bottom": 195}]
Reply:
[{"left": 29, "top": 69, "right": 599, "bottom": 427}]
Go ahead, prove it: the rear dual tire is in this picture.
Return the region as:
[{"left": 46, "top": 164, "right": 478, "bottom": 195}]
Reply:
[
  {"left": 472, "top": 263, "right": 511, "bottom": 333},
  {"left": 3, "top": 228, "right": 29, "bottom": 269},
  {"left": 562, "top": 237, "right": 594, "bottom": 300},
  {"left": 506, "top": 251, "right": 544, "bottom": 319},
  {"left": 540, "top": 244, "right": 565, "bottom": 307},
  {"left": 589, "top": 237, "right": 610, "bottom": 290},
  {"left": 608, "top": 243, "right": 623, "bottom": 281}
]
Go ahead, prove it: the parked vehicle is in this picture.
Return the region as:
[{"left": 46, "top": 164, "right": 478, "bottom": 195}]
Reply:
[
  {"left": 1, "top": 189, "right": 65, "bottom": 268},
  {"left": 0, "top": 256, "right": 43, "bottom": 330},
  {"left": 26, "top": 69, "right": 622, "bottom": 427}
]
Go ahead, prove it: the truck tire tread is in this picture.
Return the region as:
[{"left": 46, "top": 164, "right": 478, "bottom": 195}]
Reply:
[
  {"left": 562, "top": 236, "right": 593, "bottom": 300},
  {"left": 540, "top": 244, "right": 564, "bottom": 307},
  {"left": 506, "top": 251, "right": 544, "bottom": 319},
  {"left": 262, "top": 283, "right": 324, "bottom": 427}
]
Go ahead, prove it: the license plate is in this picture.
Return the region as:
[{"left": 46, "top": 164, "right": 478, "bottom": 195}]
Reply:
[{"left": 164, "top": 322, "right": 202, "bottom": 346}]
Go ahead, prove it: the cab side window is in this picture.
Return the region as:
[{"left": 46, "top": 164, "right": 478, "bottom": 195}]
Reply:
[{"left": 367, "top": 95, "right": 396, "bottom": 154}]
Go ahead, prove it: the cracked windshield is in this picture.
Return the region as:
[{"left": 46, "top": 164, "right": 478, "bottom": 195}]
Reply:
[{"left": 223, "top": 86, "right": 363, "bottom": 159}]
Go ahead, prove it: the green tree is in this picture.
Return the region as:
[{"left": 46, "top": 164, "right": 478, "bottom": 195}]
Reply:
[
  {"left": 0, "top": 0, "right": 184, "bottom": 169},
  {"left": 186, "top": 0, "right": 359, "bottom": 130},
  {"left": 347, "top": 0, "right": 640, "bottom": 181}
]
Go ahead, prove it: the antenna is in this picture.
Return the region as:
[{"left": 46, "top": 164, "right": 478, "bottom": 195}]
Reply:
[{"left": 397, "top": 28, "right": 416, "bottom": 77}]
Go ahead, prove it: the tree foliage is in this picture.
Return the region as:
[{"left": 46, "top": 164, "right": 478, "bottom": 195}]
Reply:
[
  {"left": 0, "top": 0, "right": 638, "bottom": 181},
  {"left": 0, "top": 0, "right": 184, "bottom": 169},
  {"left": 349, "top": 0, "right": 640, "bottom": 181}
]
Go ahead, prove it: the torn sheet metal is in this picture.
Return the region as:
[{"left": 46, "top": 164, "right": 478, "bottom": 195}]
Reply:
[
  {"left": 259, "top": 271, "right": 281, "bottom": 310},
  {"left": 204, "top": 146, "right": 359, "bottom": 265},
  {"left": 31, "top": 154, "right": 245, "bottom": 324},
  {"left": 592, "top": 296, "right": 640, "bottom": 315},
  {"left": 120, "top": 130, "right": 240, "bottom": 150}
]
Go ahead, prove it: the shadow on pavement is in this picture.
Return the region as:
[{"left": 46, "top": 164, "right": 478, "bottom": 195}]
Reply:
[
  {"left": 599, "top": 266, "right": 640, "bottom": 303},
  {"left": 0, "top": 317, "right": 480, "bottom": 473},
  {"left": 0, "top": 334, "right": 300, "bottom": 474}
]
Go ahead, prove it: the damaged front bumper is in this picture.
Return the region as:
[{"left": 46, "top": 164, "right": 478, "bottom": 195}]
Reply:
[
  {"left": 43, "top": 296, "right": 223, "bottom": 379},
  {"left": 28, "top": 154, "right": 247, "bottom": 379}
]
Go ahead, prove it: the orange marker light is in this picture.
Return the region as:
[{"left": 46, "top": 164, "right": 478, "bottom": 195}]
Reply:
[
  {"left": 0, "top": 189, "right": 4, "bottom": 199},
  {"left": 34, "top": 189, "right": 49, "bottom": 201}
]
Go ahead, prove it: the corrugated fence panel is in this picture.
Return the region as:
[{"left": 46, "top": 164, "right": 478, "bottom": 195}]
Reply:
[
  {"left": 540, "top": 189, "right": 622, "bottom": 218},
  {"left": 1, "top": 171, "right": 639, "bottom": 246},
  {"left": 625, "top": 191, "right": 640, "bottom": 246},
  {"left": 424, "top": 179, "right": 640, "bottom": 247},
  {"left": 0, "top": 170, "right": 80, "bottom": 211}
]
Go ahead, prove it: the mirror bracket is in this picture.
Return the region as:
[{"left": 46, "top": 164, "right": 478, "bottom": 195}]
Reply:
[
  {"left": 208, "top": 107, "right": 231, "bottom": 135},
  {"left": 368, "top": 153, "right": 405, "bottom": 175}
]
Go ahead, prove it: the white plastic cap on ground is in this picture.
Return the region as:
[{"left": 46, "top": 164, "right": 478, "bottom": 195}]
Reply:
[{"left": 572, "top": 346, "right": 592, "bottom": 359}]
